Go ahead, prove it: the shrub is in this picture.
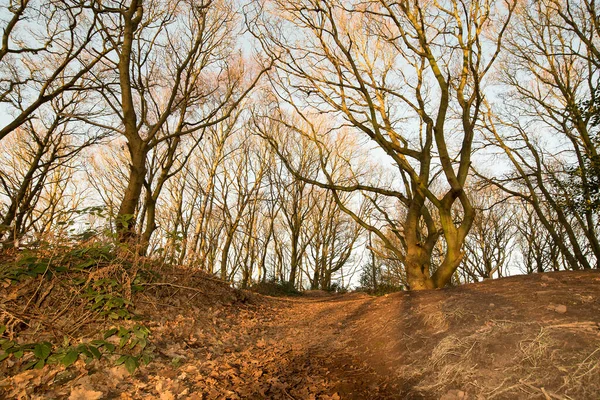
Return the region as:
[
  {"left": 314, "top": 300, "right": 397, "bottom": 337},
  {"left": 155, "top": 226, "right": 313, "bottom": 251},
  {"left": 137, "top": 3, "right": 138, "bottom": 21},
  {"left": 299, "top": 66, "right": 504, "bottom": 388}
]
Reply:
[{"left": 248, "top": 279, "right": 300, "bottom": 297}]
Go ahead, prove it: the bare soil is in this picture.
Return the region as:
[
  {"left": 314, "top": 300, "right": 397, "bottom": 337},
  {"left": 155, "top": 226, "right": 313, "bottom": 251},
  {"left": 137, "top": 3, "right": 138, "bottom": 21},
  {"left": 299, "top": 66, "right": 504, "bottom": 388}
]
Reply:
[{"left": 2, "top": 269, "right": 600, "bottom": 399}]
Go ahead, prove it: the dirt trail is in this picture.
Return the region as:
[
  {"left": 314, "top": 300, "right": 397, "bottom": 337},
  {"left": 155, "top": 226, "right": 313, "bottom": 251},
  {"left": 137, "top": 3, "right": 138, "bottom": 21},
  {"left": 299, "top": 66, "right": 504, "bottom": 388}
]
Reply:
[
  {"left": 209, "top": 271, "right": 600, "bottom": 400},
  {"left": 257, "top": 293, "right": 403, "bottom": 399},
  {"left": 3, "top": 270, "right": 600, "bottom": 399}
]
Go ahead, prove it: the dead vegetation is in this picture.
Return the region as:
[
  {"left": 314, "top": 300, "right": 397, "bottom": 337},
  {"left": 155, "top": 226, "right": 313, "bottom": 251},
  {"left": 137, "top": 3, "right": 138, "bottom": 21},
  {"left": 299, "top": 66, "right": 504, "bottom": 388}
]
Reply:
[{"left": 0, "top": 250, "right": 599, "bottom": 399}]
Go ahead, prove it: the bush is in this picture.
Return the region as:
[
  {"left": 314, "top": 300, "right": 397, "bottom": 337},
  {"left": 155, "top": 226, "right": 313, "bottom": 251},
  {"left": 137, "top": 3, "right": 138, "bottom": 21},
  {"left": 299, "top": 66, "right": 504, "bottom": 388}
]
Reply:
[
  {"left": 328, "top": 282, "right": 348, "bottom": 294},
  {"left": 248, "top": 279, "right": 300, "bottom": 297}
]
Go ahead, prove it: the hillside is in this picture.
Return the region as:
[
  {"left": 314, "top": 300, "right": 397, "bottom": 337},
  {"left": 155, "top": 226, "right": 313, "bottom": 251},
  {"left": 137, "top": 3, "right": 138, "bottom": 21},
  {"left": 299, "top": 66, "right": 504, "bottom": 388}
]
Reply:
[{"left": 1, "top": 260, "right": 599, "bottom": 399}]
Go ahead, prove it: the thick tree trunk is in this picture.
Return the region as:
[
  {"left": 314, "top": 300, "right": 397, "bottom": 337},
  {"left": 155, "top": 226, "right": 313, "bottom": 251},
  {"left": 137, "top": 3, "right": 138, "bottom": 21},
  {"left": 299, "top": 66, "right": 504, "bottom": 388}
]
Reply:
[
  {"left": 404, "top": 246, "right": 436, "bottom": 290},
  {"left": 115, "top": 0, "right": 144, "bottom": 243},
  {"left": 116, "top": 143, "right": 147, "bottom": 241}
]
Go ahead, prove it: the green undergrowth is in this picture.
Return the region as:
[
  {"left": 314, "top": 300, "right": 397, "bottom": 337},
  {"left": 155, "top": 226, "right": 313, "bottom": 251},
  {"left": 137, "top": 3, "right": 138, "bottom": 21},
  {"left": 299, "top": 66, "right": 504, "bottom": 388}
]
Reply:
[
  {"left": 0, "top": 324, "right": 152, "bottom": 374},
  {"left": 0, "top": 242, "right": 160, "bottom": 375}
]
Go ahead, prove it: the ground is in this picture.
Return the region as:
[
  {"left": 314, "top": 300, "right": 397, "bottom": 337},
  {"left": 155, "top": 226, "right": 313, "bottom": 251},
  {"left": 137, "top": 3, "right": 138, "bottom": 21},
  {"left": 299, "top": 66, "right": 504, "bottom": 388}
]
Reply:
[{"left": 1, "top": 268, "right": 600, "bottom": 399}]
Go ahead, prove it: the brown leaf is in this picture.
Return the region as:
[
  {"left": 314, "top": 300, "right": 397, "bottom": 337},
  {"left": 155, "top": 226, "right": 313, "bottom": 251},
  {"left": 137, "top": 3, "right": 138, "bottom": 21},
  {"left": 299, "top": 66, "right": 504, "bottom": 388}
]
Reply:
[{"left": 68, "top": 387, "right": 104, "bottom": 400}]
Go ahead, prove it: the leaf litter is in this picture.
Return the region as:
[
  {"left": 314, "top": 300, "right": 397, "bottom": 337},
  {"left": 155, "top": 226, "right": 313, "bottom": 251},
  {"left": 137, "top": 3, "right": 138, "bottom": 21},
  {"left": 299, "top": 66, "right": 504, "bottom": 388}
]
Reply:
[{"left": 1, "top": 262, "right": 600, "bottom": 399}]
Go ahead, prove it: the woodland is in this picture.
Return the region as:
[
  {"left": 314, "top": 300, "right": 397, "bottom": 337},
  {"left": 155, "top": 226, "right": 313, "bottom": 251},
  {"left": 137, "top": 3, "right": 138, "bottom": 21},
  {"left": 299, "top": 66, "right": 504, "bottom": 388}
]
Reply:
[
  {"left": 0, "top": 0, "right": 599, "bottom": 398},
  {"left": 0, "top": 0, "right": 599, "bottom": 290}
]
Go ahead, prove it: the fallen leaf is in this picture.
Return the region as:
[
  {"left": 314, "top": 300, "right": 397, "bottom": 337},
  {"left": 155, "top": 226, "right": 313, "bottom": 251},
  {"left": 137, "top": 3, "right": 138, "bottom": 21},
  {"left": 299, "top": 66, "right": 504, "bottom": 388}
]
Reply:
[{"left": 68, "top": 387, "right": 103, "bottom": 400}]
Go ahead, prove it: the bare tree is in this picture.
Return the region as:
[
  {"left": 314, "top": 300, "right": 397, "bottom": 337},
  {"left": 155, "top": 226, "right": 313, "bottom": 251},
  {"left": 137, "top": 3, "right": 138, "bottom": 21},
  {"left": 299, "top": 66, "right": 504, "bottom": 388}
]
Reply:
[
  {"left": 251, "top": 0, "right": 515, "bottom": 289},
  {"left": 461, "top": 184, "right": 516, "bottom": 281},
  {"left": 0, "top": 94, "right": 100, "bottom": 245},
  {"left": 0, "top": 0, "right": 108, "bottom": 141},
  {"left": 87, "top": 0, "right": 270, "bottom": 242},
  {"left": 480, "top": 0, "right": 600, "bottom": 270},
  {"left": 306, "top": 188, "right": 363, "bottom": 290}
]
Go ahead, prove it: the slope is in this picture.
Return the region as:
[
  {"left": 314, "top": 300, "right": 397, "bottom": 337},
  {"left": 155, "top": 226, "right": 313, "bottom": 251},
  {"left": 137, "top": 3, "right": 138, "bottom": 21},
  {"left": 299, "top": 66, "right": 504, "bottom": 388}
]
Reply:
[{"left": 1, "top": 257, "right": 599, "bottom": 399}]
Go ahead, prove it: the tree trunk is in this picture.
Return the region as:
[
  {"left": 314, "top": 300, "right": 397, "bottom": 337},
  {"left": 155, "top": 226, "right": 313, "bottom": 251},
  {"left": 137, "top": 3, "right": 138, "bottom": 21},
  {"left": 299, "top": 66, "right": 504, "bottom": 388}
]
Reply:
[
  {"left": 404, "top": 245, "right": 436, "bottom": 290},
  {"left": 289, "top": 233, "right": 299, "bottom": 285},
  {"left": 220, "top": 228, "right": 236, "bottom": 281},
  {"left": 116, "top": 143, "right": 147, "bottom": 241}
]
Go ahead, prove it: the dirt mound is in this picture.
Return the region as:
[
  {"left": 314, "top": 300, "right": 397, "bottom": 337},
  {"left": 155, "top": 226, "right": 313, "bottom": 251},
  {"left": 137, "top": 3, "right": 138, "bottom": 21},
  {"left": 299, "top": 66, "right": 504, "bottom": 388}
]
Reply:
[
  {"left": 324, "top": 270, "right": 600, "bottom": 399},
  {"left": 1, "top": 263, "right": 599, "bottom": 399}
]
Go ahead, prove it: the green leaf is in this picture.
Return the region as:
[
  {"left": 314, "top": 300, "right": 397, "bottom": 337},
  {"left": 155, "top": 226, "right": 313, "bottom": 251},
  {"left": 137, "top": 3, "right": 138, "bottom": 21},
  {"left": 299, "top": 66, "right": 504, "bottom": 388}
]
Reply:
[
  {"left": 88, "top": 345, "right": 102, "bottom": 360},
  {"left": 13, "top": 350, "right": 23, "bottom": 359},
  {"left": 75, "top": 260, "right": 96, "bottom": 270},
  {"left": 141, "top": 353, "right": 151, "bottom": 365},
  {"left": 23, "top": 360, "right": 37, "bottom": 370},
  {"left": 32, "top": 264, "right": 47, "bottom": 275},
  {"left": 61, "top": 350, "right": 79, "bottom": 367},
  {"left": 114, "top": 355, "right": 127, "bottom": 366},
  {"left": 124, "top": 356, "right": 138, "bottom": 374},
  {"left": 34, "top": 359, "right": 45, "bottom": 369},
  {"left": 0, "top": 352, "right": 9, "bottom": 362},
  {"left": 103, "top": 328, "right": 118, "bottom": 339},
  {"left": 0, "top": 325, "right": 6, "bottom": 336},
  {"left": 80, "top": 348, "right": 92, "bottom": 358},
  {"left": 103, "top": 343, "right": 116, "bottom": 352},
  {"left": 33, "top": 342, "right": 52, "bottom": 360},
  {"left": 2, "top": 340, "right": 14, "bottom": 350},
  {"left": 20, "top": 343, "right": 36, "bottom": 351},
  {"left": 46, "top": 353, "right": 63, "bottom": 364},
  {"left": 134, "top": 329, "right": 146, "bottom": 339}
]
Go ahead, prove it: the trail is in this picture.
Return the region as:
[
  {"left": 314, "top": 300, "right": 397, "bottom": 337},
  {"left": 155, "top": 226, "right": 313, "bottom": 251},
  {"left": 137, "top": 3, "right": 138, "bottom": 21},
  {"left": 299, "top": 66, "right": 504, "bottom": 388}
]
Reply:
[
  {"left": 4, "top": 270, "right": 600, "bottom": 399},
  {"left": 249, "top": 293, "right": 404, "bottom": 399}
]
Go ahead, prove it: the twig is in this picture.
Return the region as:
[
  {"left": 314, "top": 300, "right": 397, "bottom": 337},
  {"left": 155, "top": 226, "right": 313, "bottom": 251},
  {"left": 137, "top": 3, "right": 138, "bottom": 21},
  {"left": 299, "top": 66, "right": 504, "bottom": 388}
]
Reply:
[
  {"left": 519, "top": 380, "right": 565, "bottom": 400},
  {"left": 140, "top": 282, "right": 207, "bottom": 294},
  {"left": 283, "top": 388, "right": 296, "bottom": 400}
]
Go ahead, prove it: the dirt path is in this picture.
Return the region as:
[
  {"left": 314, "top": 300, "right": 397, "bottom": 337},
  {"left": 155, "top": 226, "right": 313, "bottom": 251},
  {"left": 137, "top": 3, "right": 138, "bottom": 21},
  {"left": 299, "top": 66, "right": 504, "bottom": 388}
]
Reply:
[
  {"left": 190, "top": 271, "right": 600, "bottom": 400},
  {"left": 255, "top": 293, "right": 404, "bottom": 399},
  {"left": 4, "top": 270, "right": 600, "bottom": 399}
]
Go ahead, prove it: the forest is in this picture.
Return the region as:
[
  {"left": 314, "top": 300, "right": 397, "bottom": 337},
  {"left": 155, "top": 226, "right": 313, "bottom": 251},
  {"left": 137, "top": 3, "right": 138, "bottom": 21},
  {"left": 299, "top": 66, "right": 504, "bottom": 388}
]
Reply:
[
  {"left": 1, "top": 0, "right": 600, "bottom": 398},
  {"left": 0, "top": 0, "right": 598, "bottom": 291}
]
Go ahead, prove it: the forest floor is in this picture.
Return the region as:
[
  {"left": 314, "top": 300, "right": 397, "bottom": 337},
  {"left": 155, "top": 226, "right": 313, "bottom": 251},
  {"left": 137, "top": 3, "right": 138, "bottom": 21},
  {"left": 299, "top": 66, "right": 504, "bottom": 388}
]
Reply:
[{"left": 1, "top": 260, "right": 600, "bottom": 399}]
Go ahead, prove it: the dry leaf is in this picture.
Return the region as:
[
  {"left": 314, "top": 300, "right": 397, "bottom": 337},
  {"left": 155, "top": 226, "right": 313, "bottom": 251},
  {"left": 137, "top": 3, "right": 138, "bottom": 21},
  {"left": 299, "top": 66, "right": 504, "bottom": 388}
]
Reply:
[{"left": 68, "top": 387, "right": 104, "bottom": 400}]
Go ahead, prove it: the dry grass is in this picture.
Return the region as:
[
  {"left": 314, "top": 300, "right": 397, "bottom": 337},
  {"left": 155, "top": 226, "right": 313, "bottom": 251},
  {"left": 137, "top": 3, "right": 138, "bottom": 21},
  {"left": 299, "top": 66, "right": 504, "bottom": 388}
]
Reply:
[
  {"left": 518, "top": 328, "right": 555, "bottom": 368},
  {"left": 415, "top": 334, "right": 478, "bottom": 393},
  {"left": 556, "top": 346, "right": 600, "bottom": 398}
]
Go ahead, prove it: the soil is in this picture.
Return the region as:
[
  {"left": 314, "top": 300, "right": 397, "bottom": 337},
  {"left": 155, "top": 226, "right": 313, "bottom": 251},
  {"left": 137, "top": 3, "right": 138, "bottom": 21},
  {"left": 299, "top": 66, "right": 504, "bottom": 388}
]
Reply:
[{"left": 2, "top": 269, "right": 600, "bottom": 399}]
